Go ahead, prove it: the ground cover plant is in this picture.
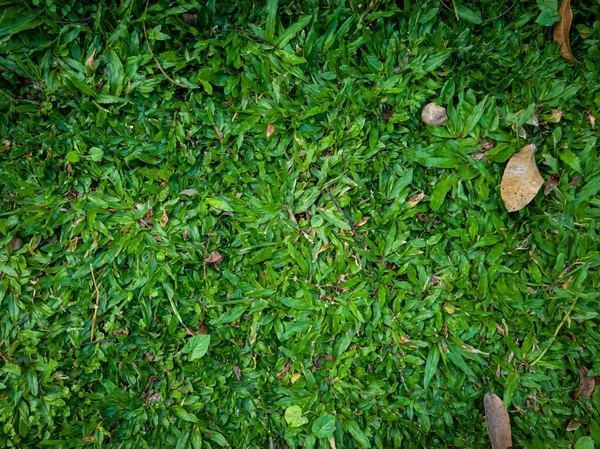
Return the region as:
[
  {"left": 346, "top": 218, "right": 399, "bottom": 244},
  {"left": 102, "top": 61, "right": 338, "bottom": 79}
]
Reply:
[{"left": 1, "top": 0, "right": 600, "bottom": 447}]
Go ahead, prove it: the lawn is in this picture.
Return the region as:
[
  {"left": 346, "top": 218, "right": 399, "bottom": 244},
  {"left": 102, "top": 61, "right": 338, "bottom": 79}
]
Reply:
[{"left": 1, "top": 0, "right": 600, "bottom": 448}]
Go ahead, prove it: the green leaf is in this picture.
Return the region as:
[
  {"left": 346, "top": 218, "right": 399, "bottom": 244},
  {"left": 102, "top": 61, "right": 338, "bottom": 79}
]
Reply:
[
  {"left": 284, "top": 405, "right": 308, "bottom": 427},
  {"left": 89, "top": 147, "right": 104, "bottom": 162},
  {"left": 205, "top": 198, "right": 234, "bottom": 212},
  {"left": 347, "top": 420, "right": 371, "bottom": 448},
  {"left": 503, "top": 370, "right": 519, "bottom": 408},
  {"left": 274, "top": 15, "right": 312, "bottom": 48},
  {"left": 430, "top": 177, "right": 453, "bottom": 211},
  {"left": 265, "top": 0, "right": 278, "bottom": 42},
  {"left": 457, "top": 6, "right": 482, "bottom": 24},
  {"left": 172, "top": 406, "right": 199, "bottom": 423},
  {"left": 182, "top": 334, "right": 211, "bottom": 361},
  {"left": 312, "top": 414, "right": 336, "bottom": 438},
  {"left": 536, "top": 9, "right": 560, "bottom": 26},
  {"left": 574, "top": 437, "right": 595, "bottom": 449},
  {"left": 462, "top": 96, "right": 488, "bottom": 136},
  {"left": 423, "top": 346, "right": 440, "bottom": 390},
  {"left": 66, "top": 151, "right": 80, "bottom": 163}
]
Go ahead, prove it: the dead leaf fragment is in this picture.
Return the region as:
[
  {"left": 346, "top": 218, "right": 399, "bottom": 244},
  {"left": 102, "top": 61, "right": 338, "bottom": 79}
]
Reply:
[
  {"left": 407, "top": 191, "right": 425, "bottom": 207},
  {"left": 85, "top": 49, "right": 96, "bottom": 72},
  {"left": 577, "top": 367, "right": 596, "bottom": 399},
  {"left": 588, "top": 113, "right": 596, "bottom": 128},
  {"left": 204, "top": 251, "right": 223, "bottom": 271},
  {"left": 181, "top": 12, "right": 198, "bottom": 24},
  {"left": 10, "top": 236, "right": 23, "bottom": 250},
  {"left": 567, "top": 418, "right": 581, "bottom": 431},
  {"left": 421, "top": 102, "right": 447, "bottom": 126},
  {"left": 161, "top": 210, "right": 169, "bottom": 227},
  {"left": 553, "top": 0, "right": 577, "bottom": 61},
  {"left": 500, "top": 144, "right": 544, "bottom": 212},
  {"left": 484, "top": 391, "right": 513, "bottom": 449},
  {"left": 328, "top": 437, "right": 337, "bottom": 449},
  {"left": 266, "top": 124, "right": 275, "bottom": 137}
]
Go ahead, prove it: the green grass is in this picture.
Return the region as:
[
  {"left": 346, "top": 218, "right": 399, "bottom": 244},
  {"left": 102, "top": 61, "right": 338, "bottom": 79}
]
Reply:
[{"left": 1, "top": 1, "right": 600, "bottom": 448}]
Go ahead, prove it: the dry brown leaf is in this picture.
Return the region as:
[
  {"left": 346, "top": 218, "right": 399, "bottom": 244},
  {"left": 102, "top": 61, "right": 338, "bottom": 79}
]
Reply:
[
  {"left": 588, "top": 113, "right": 596, "bottom": 128},
  {"left": 553, "top": 0, "right": 577, "bottom": 61},
  {"left": 161, "top": 210, "right": 169, "bottom": 227},
  {"left": 407, "top": 191, "right": 425, "bottom": 207},
  {"left": 421, "top": 102, "right": 447, "bottom": 126},
  {"left": 266, "top": 124, "right": 275, "bottom": 137},
  {"left": 204, "top": 250, "right": 223, "bottom": 271},
  {"left": 328, "top": 437, "right": 337, "bottom": 449},
  {"left": 484, "top": 391, "right": 513, "bottom": 449},
  {"left": 181, "top": 12, "right": 198, "bottom": 24},
  {"left": 544, "top": 174, "right": 559, "bottom": 195},
  {"left": 577, "top": 367, "right": 596, "bottom": 399},
  {"left": 500, "top": 144, "right": 544, "bottom": 212}
]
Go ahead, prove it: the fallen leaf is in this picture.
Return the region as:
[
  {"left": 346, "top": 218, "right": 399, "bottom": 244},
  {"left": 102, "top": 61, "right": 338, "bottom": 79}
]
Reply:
[
  {"left": 577, "top": 368, "right": 596, "bottom": 399},
  {"left": 266, "top": 124, "right": 275, "bottom": 137},
  {"left": 484, "top": 391, "right": 513, "bottom": 449},
  {"left": 204, "top": 251, "right": 223, "bottom": 271},
  {"left": 500, "top": 144, "right": 544, "bottom": 212},
  {"left": 567, "top": 418, "right": 581, "bottom": 431},
  {"left": 511, "top": 124, "right": 527, "bottom": 139},
  {"left": 553, "top": 0, "right": 576, "bottom": 61},
  {"left": 544, "top": 174, "right": 559, "bottom": 195},
  {"left": 407, "top": 191, "right": 425, "bottom": 207},
  {"left": 587, "top": 113, "right": 596, "bottom": 128},
  {"left": 161, "top": 210, "right": 169, "bottom": 227},
  {"left": 421, "top": 102, "right": 447, "bottom": 126}
]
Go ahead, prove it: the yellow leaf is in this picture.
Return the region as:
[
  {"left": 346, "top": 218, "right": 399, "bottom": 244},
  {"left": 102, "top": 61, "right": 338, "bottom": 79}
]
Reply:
[
  {"left": 553, "top": 0, "right": 577, "bottom": 61},
  {"left": 484, "top": 391, "right": 512, "bottom": 449},
  {"left": 500, "top": 144, "right": 543, "bottom": 212},
  {"left": 86, "top": 49, "right": 96, "bottom": 72}
]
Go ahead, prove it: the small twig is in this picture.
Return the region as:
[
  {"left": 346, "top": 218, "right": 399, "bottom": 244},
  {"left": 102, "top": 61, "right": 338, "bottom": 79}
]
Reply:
[
  {"left": 439, "top": 0, "right": 452, "bottom": 12},
  {"left": 143, "top": 0, "right": 188, "bottom": 88},
  {"left": 89, "top": 263, "right": 101, "bottom": 342},
  {"left": 81, "top": 339, "right": 117, "bottom": 347},
  {"left": 327, "top": 188, "right": 375, "bottom": 292},
  {"left": 531, "top": 292, "right": 580, "bottom": 367},
  {"left": 56, "top": 16, "right": 94, "bottom": 24},
  {"left": 213, "top": 29, "right": 276, "bottom": 47},
  {"left": 0, "top": 340, "right": 10, "bottom": 362},
  {"left": 485, "top": 2, "right": 516, "bottom": 22}
]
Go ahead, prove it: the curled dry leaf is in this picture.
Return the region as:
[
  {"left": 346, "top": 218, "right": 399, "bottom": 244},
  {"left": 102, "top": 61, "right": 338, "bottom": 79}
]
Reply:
[
  {"left": 588, "top": 113, "right": 596, "bottom": 128},
  {"left": 161, "top": 210, "right": 169, "bottom": 227},
  {"left": 484, "top": 391, "right": 513, "bottom": 449},
  {"left": 553, "top": 0, "right": 576, "bottom": 61},
  {"left": 266, "top": 124, "right": 275, "bottom": 137},
  {"left": 567, "top": 418, "right": 581, "bottom": 431},
  {"left": 577, "top": 367, "right": 596, "bottom": 400},
  {"left": 500, "top": 144, "right": 544, "bottom": 212},
  {"left": 85, "top": 49, "right": 96, "bottom": 72},
  {"left": 421, "top": 102, "right": 448, "bottom": 126},
  {"left": 544, "top": 174, "right": 559, "bottom": 195},
  {"left": 204, "top": 250, "right": 223, "bottom": 271}
]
